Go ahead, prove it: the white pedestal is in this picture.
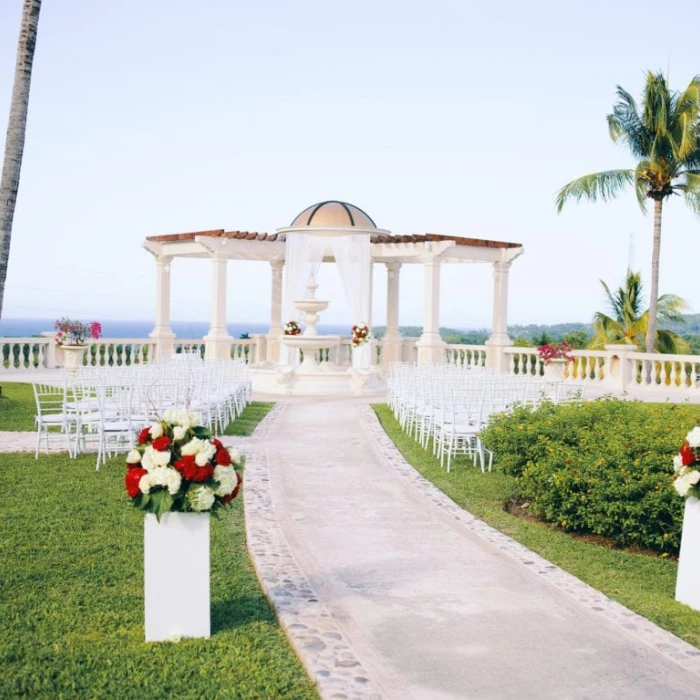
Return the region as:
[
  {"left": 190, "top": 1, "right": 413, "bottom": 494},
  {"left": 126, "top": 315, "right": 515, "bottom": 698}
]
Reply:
[
  {"left": 676, "top": 497, "right": 700, "bottom": 611},
  {"left": 144, "top": 512, "right": 210, "bottom": 641},
  {"left": 543, "top": 359, "right": 566, "bottom": 382},
  {"left": 60, "top": 345, "right": 86, "bottom": 377}
]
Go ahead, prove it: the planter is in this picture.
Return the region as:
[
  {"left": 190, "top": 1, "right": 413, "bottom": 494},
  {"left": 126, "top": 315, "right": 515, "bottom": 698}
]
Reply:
[
  {"left": 144, "top": 512, "right": 210, "bottom": 642},
  {"left": 675, "top": 496, "right": 700, "bottom": 611},
  {"left": 60, "top": 344, "right": 86, "bottom": 377},
  {"left": 543, "top": 358, "right": 567, "bottom": 382}
]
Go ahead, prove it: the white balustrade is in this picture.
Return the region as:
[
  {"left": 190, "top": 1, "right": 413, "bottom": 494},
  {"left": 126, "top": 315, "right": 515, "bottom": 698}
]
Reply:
[
  {"left": 445, "top": 344, "right": 487, "bottom": 368},
  {"left": 0, "top": 337, "right": 51, "bottom": 371}
]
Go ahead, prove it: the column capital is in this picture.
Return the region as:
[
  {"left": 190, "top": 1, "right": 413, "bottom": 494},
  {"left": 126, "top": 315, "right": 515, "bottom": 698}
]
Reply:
[
  {"left": 156, "top": 255, "right": 173, "bottom": 266},
  {"left": 386, "top": 261, "right": 402, "bottom": 273},
  {"left": 270, "top": 258, "right": 285, "bottom": 272},
  {"left": 493, "top": 260, "right": 512, "bottom": 274}
]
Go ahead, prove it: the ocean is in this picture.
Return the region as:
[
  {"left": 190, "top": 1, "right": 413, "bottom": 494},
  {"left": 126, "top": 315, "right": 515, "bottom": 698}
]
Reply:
[{"left": 0, "top": 318, "right": 350, "bottom": 339}]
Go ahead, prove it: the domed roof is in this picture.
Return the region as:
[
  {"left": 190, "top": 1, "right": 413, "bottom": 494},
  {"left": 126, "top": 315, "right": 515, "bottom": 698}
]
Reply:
[{"left": 291, "top": 201, "right": 377, "bottom": 228}]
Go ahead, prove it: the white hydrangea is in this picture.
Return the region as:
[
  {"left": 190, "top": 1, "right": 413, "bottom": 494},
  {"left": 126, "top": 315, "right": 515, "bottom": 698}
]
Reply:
[
  {"left": 674, "top": 454, "right": 684, "bottom": 475},
  {"left": 686, "top": 427, "right": 700, "bottom": 449},
  {"left": 214, "top": 465, "right": 237, "bottom": 496},
  {"left": 126, "top": 449, "right": 141, "bottom": 464},
  {"left": 163, "top": 409, "right": 199, "bottom": 430},
  {"left": 165, "top": 468, "right": 182, "bottom": 495},
  {"left": 139, "top": 473, "right": 153, "bottom": 494},
  {"left": 173, "top": 425, "right": 187, "bottom": 441},
  {"left": 228, "top": 447, "right": 242, "bottom": 465},
  {"left": 674, "top": 470, "right": 700, "bottom": 497},
  {"left": 181, "top": 437, "right": 216, "bottom": 464},
  {"left": 149, "top": 423, "right": 164, "bottom": 439},
  {"left": 187, "top": 485, "right": 215, "bottom": 512},
  {"left": 141, "top": 446, "right": 171, "bottom": 471}
]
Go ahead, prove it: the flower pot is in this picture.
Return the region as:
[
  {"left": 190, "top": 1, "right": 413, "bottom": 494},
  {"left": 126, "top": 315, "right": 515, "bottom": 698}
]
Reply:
[
  {"left": 543, "top": 358, "right": 567, "bottom": 382},
  {"left": 144, "top": 512, "right": 210, "bottom": 641},
  {"left": 60, "top": 344, "right": 86, "bottom": 377},
  {"left": 675, "top": 496, "right": 700, "bottom": 611}
]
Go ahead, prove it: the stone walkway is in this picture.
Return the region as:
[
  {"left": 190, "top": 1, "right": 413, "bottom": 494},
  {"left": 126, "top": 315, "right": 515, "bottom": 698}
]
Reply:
[{"left": 243, "top": 398, "right": 700, "bottom": 700}]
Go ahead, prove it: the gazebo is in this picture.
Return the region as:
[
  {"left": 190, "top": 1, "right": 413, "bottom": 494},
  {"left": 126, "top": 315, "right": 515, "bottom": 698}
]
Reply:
[{"left": 142, "top": 200, "right": 523, "bottom": 392}]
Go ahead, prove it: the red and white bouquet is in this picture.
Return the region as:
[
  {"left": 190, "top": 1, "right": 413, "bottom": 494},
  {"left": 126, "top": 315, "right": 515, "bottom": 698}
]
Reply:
[
  {"left": 124, "top": 409, "right": 244, "bottom": 519},
  {"left": 351, "top": 322, "right": 371, "bottom": 348},
  {"left": 284, "top": 320, "right": 301, "bottom": 336},
  {"left": 673, "top": 428, "right": 700, "bottom": 498}
]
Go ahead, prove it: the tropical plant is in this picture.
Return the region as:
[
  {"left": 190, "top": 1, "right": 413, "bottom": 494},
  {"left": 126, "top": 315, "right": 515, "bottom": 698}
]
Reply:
[
  {"left": 589, "top": 269, "right": 688, "bottom": 353},
  {"left": 0, "top": 0, "right": 42, "bottom": 318},
  {"left": 556, "top": 71, "right": 700, "bottom": 355}
]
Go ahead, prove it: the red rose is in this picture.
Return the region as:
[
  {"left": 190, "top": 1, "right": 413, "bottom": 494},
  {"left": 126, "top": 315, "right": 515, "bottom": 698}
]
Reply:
[
  {"left": 152, "top": 436, "right": 171, "bottom": 451},
  {"left": 681, "top": 442, "right": 695, "bottom": 466},
  {"left": 212, "top": 438, "right": 224, "bottom": 451},
  {"left": 125, "top": 467, "right": 148, "bottom": 498},
  {"left": 175, "top": 455, "right": 214, "bottom": 482},
  {"left": 216, "top": 448, "right": 231, "bottom": 466},
  {"left": 137, "top": 427, "right": 151, "bottom": 445}
]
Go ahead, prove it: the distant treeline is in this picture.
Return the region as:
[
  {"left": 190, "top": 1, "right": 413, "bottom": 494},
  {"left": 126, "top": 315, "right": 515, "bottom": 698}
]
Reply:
[{"left": 373, "top": 315, "right": 700, "bottom": 355}]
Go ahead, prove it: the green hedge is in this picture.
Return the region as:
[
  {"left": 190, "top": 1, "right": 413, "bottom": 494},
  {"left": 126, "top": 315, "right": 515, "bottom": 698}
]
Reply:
[{"left": 480, "top": 398, "right": 700, "bottom": 554}]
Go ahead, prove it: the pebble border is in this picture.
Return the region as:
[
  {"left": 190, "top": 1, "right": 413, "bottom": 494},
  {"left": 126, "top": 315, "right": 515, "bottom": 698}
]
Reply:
[
  {"left": 360, "top": 403, "right": 700, "bottom": 677},
  {"left": 244, "top": 403, "right": 385, "bottom": 700}
]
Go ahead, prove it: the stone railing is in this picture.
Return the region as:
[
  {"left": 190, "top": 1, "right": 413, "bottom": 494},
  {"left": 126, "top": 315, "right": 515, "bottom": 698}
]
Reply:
[
  {"left": 0, "top": 337, "right": 52, "bottom": 370},
  {"left": 445, "top": 344, "right": 487, "bottom": 368},
  {"left": 503, "top": 345, "right": 700, "bottom": 395}
]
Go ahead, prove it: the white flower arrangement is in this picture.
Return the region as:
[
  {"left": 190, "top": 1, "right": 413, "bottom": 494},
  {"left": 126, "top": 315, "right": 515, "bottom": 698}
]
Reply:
[{"left": 672, "top": 428, "right": 700, "bottom": 499}]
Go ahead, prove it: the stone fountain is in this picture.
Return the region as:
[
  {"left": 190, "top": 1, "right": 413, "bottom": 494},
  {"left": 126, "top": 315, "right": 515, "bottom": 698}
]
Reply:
[{"left": 280, "top": 279, "right": 340, "bottom": 371}]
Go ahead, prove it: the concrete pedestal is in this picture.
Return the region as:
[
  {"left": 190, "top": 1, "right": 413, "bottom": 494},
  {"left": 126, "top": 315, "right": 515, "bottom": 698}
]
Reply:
[
  {"left": 144, "top": 512, "right": 210, "bottom": 642},
  {"left": 676, "top": 496, "right": 700, "bottom": 611}
]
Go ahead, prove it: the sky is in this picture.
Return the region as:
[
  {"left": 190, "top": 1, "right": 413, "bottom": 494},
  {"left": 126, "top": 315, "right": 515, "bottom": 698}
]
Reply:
[{"left": 1, "top": 0, "right": 699, "bottom": 331}]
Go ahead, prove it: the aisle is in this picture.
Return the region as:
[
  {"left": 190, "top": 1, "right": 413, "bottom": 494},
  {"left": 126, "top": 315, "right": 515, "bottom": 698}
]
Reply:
[{"left": 245, "top": 398, "right": 700, "bottom": 700}]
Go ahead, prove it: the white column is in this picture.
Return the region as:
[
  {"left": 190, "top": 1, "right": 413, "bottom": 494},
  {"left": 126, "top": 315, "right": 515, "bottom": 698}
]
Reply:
[
  {"left": 382, "top": 262, "right": 403, "bottom": 367},
  {"left": 485, "top": 260, "right": 514, "bottom": 371},
  {"left": 266, "top": 259, "right": 284, "bottom": 364},
  {"left": 204, "top": 254, "right": 233, "bottom": 361},
  {"left": 416, "top": 257, "right": 446, "bottom": 364},
  {"left": 149, "top": 255, "right": 175, "bottom": 360}
]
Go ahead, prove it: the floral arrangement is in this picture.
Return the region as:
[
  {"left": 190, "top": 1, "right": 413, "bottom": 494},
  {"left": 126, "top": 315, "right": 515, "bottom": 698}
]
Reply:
[
  {"left": 284, "top": 320, "right": 301, "bottom": 336},
  {"left": 673, "top": 428, "right": 700, "bottom": 498},
  {"left": 537, "top": 341, "right": 574, "bottom": 365},
  {"left": 351, "top": 322, "right": 371, "bottom": 348},
  {"left": 124, "top": 409, "right": 244, "bottom": 519},
  {"left": 55, "top": 317, "right": 102, "bottom": 346}
]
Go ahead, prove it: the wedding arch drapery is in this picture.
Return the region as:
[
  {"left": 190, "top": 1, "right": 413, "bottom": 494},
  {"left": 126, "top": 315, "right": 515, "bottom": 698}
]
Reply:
[{"left": 282, "top": 232, "right": 371, "bottom": 369}]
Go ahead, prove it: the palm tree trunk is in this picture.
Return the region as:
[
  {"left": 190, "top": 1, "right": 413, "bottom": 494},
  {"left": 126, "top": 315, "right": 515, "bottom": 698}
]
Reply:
[
  {"left": 644, "top": 197, "right": 663, "bottom": 382},
  {"left": 0, "top": 0, "right": 42, "bottom": 318}
]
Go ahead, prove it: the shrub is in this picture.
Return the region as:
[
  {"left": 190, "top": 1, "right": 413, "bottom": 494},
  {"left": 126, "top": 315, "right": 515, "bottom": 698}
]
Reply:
[{"left": 480, "top": 398, "right": 700, "bottom": 554}]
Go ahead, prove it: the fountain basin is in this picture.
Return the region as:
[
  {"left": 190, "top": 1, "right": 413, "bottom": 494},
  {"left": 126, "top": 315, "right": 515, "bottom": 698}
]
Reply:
[{"left": 281, "top": 334, "right": 341, "bottom": 371}]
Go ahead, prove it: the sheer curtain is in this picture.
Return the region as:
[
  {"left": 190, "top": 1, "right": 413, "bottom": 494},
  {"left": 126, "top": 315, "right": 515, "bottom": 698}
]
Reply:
[
  {"left": 330, "top": 234, "right": 371, "bottom": 369},
  {"left": 281, "top": 234, "right": 325, "bottom": 365}
]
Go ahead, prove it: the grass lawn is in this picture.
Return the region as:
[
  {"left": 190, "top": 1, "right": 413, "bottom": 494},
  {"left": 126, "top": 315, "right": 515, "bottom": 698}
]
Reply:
[
  {"left": 0, "top": 382, "right": 35, "bottom": 431},
  {"left": 0, "top": 450, "right": 317, "bottom": 699},
  {"left": 373, "top": 404, "right": 700, "bottom": 650},
  {"left": 224, "top": 402, "right": 275, "bottom": 436}
]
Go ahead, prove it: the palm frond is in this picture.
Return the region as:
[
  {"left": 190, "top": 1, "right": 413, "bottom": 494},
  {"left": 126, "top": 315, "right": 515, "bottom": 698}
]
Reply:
[
  {"left": 556, "top": 170, "right": 635, "bottom": 211},
  {"left": 657, "top": 293, "right": 688, "bottom": 323},
  {"left": 656, "top": 330, "right": 690, "bottom": 354}
]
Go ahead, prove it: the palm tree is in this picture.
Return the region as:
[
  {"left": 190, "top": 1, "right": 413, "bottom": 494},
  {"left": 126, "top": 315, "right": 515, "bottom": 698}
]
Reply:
[
  {"left": 0, "top": 0, "right": 43, "bottom": 318},
  {"left": 556, "top": 72, "right": 700, "bottom": 355},
  {"left": 589, "top": 269, "right": 688, "bottom": 354}
]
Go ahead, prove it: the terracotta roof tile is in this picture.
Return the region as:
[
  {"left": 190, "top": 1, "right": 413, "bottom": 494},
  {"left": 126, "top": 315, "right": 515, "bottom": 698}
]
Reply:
[{"left": 146, "top": 230, "right": 521, "bottom": 249}]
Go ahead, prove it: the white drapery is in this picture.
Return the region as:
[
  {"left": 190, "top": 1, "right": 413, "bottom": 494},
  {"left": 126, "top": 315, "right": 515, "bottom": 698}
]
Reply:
[
  {"left": 281, "top": 234, "right": 325, "bottom": 365},
  {"left": 331, "top": 234, "right": 371, "bottom": 369},
  {"left": 281, "top": 232, "right": 372, "bottom": 369}
]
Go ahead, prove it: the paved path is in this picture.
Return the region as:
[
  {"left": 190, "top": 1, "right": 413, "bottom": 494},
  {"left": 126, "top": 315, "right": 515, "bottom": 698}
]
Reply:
[{"left": 244, "top": 398, "right": 700, "bottom": 700}]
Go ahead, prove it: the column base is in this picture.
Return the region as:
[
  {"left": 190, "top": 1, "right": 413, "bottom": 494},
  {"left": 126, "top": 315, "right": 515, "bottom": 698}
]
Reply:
[
  {"left": 149, "top": 328, "right": 176, "bottom": 361},
  {"left": 266, "top": 328, "right": 284, "bottom": 364},
  {"left": 203, "top": 331, "right": 234, "bottom": 361},
  {"left": 381, "top": 332, "right": 403, "bottom": 367},
  {"left": 416, "top": 334, "right": 447, "bottom": 364},
  {"left": 485, "top": 336, "right": 513, "bottom": 372}
]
